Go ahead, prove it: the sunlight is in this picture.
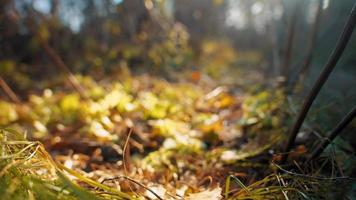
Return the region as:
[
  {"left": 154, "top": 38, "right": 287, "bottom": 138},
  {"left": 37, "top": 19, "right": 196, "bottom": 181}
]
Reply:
[
  {"left": 33, "top": 0, "right": 50, "bottom": 14},
  {"left": 113, "top": 0, "right": 123, "bottom": 5},
  {"left": 1, "top": 0, "right": 355, "bottom": 199},
  {"left": 225, "top": 1, "right": 246, "bottom": 29},
  {"left": 323, "top": 0, "right": 330, "bottom": 10}
]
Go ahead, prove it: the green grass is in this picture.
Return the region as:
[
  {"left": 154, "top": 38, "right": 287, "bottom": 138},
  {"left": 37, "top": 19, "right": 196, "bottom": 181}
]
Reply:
[{"left": 0, "top": 128, "right": 134, "bottom": 200}]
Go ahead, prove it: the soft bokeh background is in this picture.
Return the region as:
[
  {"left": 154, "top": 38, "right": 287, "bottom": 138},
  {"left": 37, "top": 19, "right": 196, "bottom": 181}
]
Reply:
[{"left": 1, "top": 2, "right": 356, "bottom": 198}]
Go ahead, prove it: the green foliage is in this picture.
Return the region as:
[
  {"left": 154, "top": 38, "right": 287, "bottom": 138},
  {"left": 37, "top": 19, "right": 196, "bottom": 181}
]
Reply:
[
  {"left": 0, "top": 0, "right": 354, "bottom": 198},
  {"left": 0, "top": 60, "right": 32, "bottom": 90},
  {"left": 0, "top": 73, "right": 352, "bottom": 199},
  {"left": 199, "top": 40, "right": 238, "bottom": 79},
  {"left": 0, "top": 101, "right": 18, "bottom": 125},
  {"left": 148, "top": 24, "right": 192, "bottom": 70},
  {"left": 60, "top": 94, "right": 81, "bottom": 123},
  {"left": 240, "top": 90, "right": 284, "bottom": 128}
]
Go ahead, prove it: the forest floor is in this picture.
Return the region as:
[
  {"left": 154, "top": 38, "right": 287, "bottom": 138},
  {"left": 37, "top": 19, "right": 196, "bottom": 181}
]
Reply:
[{"left": 0, "top": 72, "right": 353, "bottom": 199}]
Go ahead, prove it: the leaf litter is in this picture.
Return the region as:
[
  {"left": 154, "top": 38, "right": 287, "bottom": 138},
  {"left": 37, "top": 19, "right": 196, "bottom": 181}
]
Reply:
[{"left": 0, "top": 74, "right": 346, "bottom": 199}]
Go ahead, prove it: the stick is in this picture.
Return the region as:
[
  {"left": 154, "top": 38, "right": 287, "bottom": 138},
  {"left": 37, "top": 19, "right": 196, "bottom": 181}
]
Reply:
[
  {"left": 280, "top": 2, "right": 356, "bottom": 164},
  {"left": 308, "top": 106, "right": 356, "bottom": 161},
  {"left": 0, "top": 76, "right": 21, "bottom": 103},
  {"left": 40, "top": 40, "right": 88, "bottom": 99},
  {"left": 102, "top": 176, "right": 164, "bottom": 200}
]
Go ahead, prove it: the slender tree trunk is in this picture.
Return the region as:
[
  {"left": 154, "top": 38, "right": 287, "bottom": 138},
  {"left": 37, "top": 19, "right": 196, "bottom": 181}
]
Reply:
[
  {"left": 281, "top": 0, "right": 300, "bottom": 84},
  {"left": 267, "top": 0, "right": 282, "bottom": 80},
  {"left": 280, "top": 2, "right": 356, "bottom": 164},
  {"left": 289, "top": 0, "right": 324, "bottom": 93},
  {"left": 50, "top": 0, "right": 59, "bottom": 16}
]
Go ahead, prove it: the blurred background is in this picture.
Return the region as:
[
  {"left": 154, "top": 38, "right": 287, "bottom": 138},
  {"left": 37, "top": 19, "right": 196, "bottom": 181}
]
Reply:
[{"left": 1, "top": 0, "right": 355, "bottom": 135}]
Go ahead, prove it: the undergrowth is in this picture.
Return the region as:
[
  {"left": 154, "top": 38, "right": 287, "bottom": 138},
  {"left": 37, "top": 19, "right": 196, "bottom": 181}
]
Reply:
[{"left": 0, "top": 74, "right": 354, "bottom": 199}]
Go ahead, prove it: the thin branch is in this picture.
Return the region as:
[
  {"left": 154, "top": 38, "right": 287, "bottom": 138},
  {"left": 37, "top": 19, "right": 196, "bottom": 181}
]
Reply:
[
  {"left": 280, "top": 3, "right": 356, "bottom": 164},
  {"left": 122, "top": 129, "right": 136, "bottom": 196},
  {"left": 39, "top": 39, "right": 88, "bottom": 99},
  {"left": 272, "top": 163, "right": 355, "bottom": 180},
  {"left": 123, "top": 129, "right": 133, "bottom": 173},
  {"left": 0, "top": 76, "right": 21, "bottom": 103},
  {"left": 26, "top": 11, "right": 88, "bottom": 99},
  {"left": 308, "top": 106, "right": 356, "bottom": 161},
  {"left": 102, "top": 176, "right": 164, "bottom": 200}
]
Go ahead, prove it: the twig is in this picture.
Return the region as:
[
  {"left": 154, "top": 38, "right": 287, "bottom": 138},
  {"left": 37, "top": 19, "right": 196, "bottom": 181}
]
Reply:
[
  {"left": 308, "top": 106, "right": 356, "bottom": 161},
  {"left": 102, "top": 176, "right": 164, "bottom": 200},
  {"left": 40, "top": 39, "right": 88, "bottom": 99},
  {"left": 123, "top": 129, "right": 133, "bottom": 174},
  {"left": 197, "top": 176, "right": 213, "bottom": 187},
  {"left": 280, "top": 2, "right": 356, "bottom": 164},
  {"left": 272, "top": 163, "right": 355, "bottom": 180},
  {"left": 26, "top": 11, "right": 88, "bottom": 99},
  {"left": 0, "top": 76, "right": 21, "bottom": 103},
  {"left": 122, "top": 129, "right": 136, "bottom": 196}
]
